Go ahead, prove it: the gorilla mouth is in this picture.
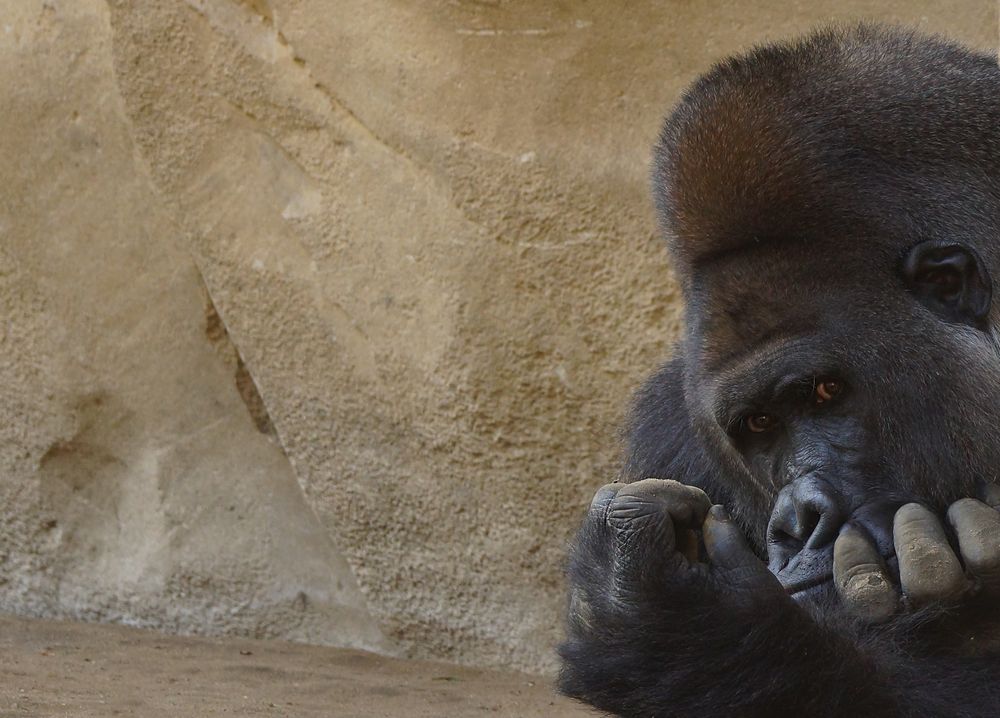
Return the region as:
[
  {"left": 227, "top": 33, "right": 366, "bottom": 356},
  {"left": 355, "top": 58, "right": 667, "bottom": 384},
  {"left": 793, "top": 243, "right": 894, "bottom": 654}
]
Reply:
[
  {"left": 775, "top": 546, "right": 899, "bottom": 598},
  {"left": 773, "top": 549, "right": 835, "bottom": 597},
  {"left": 769, "top": 496, "right": 902, "bottom": 598}
]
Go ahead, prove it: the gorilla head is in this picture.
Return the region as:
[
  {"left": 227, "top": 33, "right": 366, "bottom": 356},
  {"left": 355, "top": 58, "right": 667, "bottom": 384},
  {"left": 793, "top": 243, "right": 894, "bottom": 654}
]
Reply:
[
  {"left": 561, "top": 25, "right": 1000, "bottom": 718},
  {"left": 647, "top": 24, "right": 1000, "bottom": 596}
]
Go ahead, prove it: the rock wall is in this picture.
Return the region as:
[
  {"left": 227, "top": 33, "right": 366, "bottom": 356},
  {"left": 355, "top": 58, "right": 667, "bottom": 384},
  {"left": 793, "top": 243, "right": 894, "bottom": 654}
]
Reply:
[{"left": 0, "top": 0, "right": 995, "bottom": 673}]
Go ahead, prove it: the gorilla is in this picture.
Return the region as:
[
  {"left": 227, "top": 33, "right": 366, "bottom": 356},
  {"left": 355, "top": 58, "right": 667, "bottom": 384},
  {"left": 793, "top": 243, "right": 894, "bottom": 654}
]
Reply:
[{"left": 559, "top": 24, "right": 1000, "bottom": 717}]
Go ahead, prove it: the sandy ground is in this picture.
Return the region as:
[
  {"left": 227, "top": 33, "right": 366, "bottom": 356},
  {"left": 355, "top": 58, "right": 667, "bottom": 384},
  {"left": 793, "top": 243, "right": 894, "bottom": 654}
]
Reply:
[{"left": 0, "top": 615, "right": 594, "bottom": 717}]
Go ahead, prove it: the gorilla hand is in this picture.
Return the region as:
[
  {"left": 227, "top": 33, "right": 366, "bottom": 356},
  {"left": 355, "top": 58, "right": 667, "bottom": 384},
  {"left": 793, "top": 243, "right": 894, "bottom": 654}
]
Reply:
[
  {"left": 834, "top": 499, "right": 1000, "bottom": 622},
  {"left": 570, "top": 478, "right": 778, "bottom": 615},
  {"left": 560, "top": 479, "right": 896, "bottom": 717}
]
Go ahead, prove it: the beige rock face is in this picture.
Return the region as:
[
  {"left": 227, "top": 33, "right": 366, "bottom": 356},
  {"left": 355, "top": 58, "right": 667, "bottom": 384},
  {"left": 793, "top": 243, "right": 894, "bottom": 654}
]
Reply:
[
  {"left": 0, "top": 0, "right": 385, "bottom": 654},
  {"left": 0, "top": 0, "right": 995, "bottom": 673}
]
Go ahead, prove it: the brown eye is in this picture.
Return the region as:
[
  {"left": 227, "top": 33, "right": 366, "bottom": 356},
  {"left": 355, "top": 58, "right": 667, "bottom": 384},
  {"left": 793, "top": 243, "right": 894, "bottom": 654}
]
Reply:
[
  {"left": 747, "top": 413, "right": 777, "bottom": 433},
  {"left": 815, "top": 379, "right": 842, "bottom": 404}
]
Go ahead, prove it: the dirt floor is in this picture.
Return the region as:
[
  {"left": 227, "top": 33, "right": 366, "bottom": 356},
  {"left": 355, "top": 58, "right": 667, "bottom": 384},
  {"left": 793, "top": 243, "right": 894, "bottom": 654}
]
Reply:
[{"left": 0, "top": 615, "right": 594, "bottom": 717}]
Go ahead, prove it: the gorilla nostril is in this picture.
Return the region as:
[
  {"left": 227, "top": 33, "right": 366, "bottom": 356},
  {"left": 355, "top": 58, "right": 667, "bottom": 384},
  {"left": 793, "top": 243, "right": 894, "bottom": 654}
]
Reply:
[
  {"left": 804, "top": 503, "right": 841, "bottom": 550},
  {"left": 767, "top": 496, "right": 806, "bottom": 549},
  {"left": 768, "top": 478, "right": 846, "bottom": 553}
]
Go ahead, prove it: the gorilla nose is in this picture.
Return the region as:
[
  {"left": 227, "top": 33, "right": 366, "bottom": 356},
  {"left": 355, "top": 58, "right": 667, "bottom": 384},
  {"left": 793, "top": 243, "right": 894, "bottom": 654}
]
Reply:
[{"left": 767, "top": 476, "right": 846, "bottom": 557}]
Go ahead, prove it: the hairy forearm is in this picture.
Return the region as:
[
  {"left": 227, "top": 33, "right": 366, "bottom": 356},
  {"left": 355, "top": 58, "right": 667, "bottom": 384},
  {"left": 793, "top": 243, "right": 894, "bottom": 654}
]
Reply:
[{"left": 559, "top": 600, "right": 897, "bottom": 718}]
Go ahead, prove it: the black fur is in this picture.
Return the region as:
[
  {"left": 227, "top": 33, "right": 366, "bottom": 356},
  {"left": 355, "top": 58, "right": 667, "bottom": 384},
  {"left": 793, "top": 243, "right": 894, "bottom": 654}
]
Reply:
[{"left": 560, "top": 24, "right": 1000, "bottom": 717}]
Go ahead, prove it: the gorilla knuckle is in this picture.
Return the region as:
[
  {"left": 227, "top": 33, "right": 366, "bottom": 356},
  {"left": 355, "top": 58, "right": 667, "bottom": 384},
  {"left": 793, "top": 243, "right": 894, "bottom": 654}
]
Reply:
[
  {"left": 587, "top": 483, "right": 622, "bottom": 519},
  {"left": 947, "top": 498, "right": 1000, "bottom": 577},
  {"left": 894, "top": 503, "right": 942, "bottom": 535},
  {"left": 606, "top": 493, "right": 667, "bottom": 526}
]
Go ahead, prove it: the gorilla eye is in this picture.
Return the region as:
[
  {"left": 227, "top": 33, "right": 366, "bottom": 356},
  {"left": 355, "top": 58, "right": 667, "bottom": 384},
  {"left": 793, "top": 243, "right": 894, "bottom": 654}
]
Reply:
[
  {"left": 814, "top": 379, "right": 842, "bottom": 404},
  {"left": 746, "top": 413, "right": 778, "bottom": 433}
]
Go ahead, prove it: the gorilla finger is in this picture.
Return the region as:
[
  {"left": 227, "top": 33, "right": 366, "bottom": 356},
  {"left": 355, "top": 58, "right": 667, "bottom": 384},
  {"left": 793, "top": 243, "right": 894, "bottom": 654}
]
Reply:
[
  {"left": 588, "top": 483, "right": 623, "bottom": 521},
  {"left": 703, "top": 506, "right": 757, "bottom": 569},
  {"left": 833, "top": 525, "right": 897, "bottom": 622},
  {"left": 703, "top": 506, "right": 776, "bottom": 591},
  {"left": 894, "top": 503, "right": 967, "bottom": 606},
  {"left": 947, "top": 498, "right": 1000, "bottom": 584},
  {"left": 606, "top": 479, "right": 712, "bottom": 536}
]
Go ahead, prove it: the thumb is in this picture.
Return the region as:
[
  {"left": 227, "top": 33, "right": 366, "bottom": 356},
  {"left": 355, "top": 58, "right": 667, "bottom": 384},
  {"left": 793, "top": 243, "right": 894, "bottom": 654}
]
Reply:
[{"left": 703, "top": 505, "right": 780, "bottom": 592}]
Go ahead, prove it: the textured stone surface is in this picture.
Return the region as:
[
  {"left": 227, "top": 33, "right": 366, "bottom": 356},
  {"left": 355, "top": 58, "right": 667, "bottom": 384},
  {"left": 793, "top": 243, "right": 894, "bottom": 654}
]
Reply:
[
  {"left": 0, "top": 0, "right": 995, "bottom": 673},
  {"left": 0, "top": 0, "right": 385, "bottom": 655}
]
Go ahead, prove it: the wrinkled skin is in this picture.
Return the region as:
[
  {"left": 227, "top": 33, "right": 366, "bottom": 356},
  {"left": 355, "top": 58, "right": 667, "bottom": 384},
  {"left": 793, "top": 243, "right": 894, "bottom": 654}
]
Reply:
[{"left": 559, "top": 25, "right": 1000, "bottom": 718}]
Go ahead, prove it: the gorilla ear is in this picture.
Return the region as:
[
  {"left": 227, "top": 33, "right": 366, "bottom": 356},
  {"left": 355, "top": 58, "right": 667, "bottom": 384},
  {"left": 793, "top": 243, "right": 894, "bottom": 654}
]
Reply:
[{"left": 901, "top": 241, "right": 992, "bottom": 329}]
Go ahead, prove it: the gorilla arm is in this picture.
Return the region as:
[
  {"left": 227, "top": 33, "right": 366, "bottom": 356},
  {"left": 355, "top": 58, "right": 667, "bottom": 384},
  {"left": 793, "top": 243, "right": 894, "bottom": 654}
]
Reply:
[{"left": 559, "top": 480, "right": 1000, "bottom": 718}]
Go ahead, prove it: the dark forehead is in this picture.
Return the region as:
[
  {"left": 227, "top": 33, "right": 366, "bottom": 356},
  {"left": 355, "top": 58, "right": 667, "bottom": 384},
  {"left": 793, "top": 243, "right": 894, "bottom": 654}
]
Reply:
[{"left": 687, "top": 239, "right": 892, "bottom": 374}]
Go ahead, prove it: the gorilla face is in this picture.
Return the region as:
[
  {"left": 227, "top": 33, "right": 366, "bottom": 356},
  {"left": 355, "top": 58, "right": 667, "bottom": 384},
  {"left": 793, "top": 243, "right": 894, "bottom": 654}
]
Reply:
[{"left": 683, "top": 232, "right": 998, "bottom": 596}]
